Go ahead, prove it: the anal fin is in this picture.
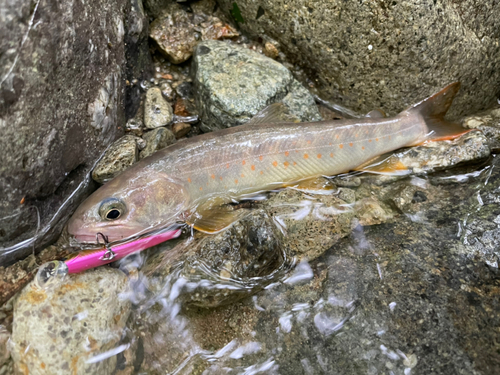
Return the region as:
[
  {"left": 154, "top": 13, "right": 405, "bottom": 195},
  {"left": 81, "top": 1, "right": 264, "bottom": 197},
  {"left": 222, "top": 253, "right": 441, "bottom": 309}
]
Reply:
[
  {"left": 285, "top": 177, "right": 337, "bottom": 194},
  {"left": 354, "top": 154, "right": 412, "bottom": 176}
]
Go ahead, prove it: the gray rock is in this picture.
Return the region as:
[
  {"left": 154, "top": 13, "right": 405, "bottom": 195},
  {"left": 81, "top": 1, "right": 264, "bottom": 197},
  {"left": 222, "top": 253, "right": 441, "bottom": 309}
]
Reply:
[
  {"left": 192, "top": 40, "right": 321, "bottom": 132},
  {"left": 217, "top": 0, "right": 500, "bottom": 119},
  {"left": 92, "top": 135, "right": 145, "bottom": 184},
  {"left": 0, "top": 0, "right": 128, "bottom": 264},
  {"left": 144, "top": 87, "right": 174, "bottom": 129},
  {"left": 9, "top": 268, "right": 130, "bottom": 375},
  {"left": 140, "top": 127, "right": 176, "bottom": 159},
  {"left": 143, "top": 210, "right": 288, "bottom": 307},
  {"left": 463, "top": 107, "right": 500, "bottom": 152},
  {"left": 0, "top": 326, "right": 9, "bottom": 368}
]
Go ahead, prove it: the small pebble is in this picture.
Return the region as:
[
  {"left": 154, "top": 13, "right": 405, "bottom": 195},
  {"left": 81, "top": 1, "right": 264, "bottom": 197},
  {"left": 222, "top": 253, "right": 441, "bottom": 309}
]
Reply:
[
  {"left": 144, "top": 87, "right": 174, "bottom": 129},
  {"left": 264, "top": 42, "right": 279, "bottom": 59},
  {"left": 172, "top": 122, "right": 191, "bottom": 139},
  {"left": 140, "top": 127, "right": 176, "bottom": 159}
]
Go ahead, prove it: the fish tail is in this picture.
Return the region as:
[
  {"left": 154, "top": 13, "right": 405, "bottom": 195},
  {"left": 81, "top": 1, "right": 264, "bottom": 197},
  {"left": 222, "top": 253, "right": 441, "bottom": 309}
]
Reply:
[{"left": 406, "top": 82, "right": 472, "bottom": 143}]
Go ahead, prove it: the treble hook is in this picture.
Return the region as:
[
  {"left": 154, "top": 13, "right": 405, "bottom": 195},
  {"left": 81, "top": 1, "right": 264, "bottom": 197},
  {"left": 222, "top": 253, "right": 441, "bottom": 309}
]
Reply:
[{"left": 96, "top": 232, "right": 116, "bottom": 261}]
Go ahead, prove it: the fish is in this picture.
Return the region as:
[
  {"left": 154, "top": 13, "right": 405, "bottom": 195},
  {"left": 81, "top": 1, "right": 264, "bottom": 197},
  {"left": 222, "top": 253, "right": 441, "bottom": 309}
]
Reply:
[{"left": 68, "top": 82, "right": 470, "bottom": 248}]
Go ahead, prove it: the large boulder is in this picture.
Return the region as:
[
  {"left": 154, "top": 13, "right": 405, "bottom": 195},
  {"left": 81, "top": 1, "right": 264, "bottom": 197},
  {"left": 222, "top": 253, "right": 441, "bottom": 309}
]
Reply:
[
  {"left": 0, "top": 0, "right": 136, "bottom": 264},
  {"left": 192, "top": 40, "right": 321, "bottom": 132},
  {"left": 216, "top": 0, "right": 500, "bottom": 118}
]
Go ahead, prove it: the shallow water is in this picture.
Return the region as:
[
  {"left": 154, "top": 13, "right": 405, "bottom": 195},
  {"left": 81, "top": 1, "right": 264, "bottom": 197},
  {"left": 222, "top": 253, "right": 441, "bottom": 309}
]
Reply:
[{"left": 75, "top": 155, "right": 498, "bottom": 374}]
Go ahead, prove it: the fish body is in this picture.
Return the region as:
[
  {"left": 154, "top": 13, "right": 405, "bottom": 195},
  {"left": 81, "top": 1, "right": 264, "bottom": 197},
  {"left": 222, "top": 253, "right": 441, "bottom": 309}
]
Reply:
[{"left": 68, "top": 83, "right": 466, "bottom": 246}]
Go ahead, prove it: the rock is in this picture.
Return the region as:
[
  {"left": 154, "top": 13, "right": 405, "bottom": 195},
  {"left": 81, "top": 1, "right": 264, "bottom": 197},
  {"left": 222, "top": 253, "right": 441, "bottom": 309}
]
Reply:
[
  {"left": 160, "top": 81, "right": 176, "bottom": 102},
  {"left": 0, "top": 0, "right": 128, "bottom": 264},
  {"left": 355, "top": 197, "right": 395, "bottom": 226},
  {"left": 463, "top": 106, "right": 500, "bottom": 152},
  {"left": 92, "top": 135, "right": 145, "bottom": 184},
  {"left": 9, "top": 268, "right": 130, "bottom": 375},
  {"left": 217, "top": 0, "right": 500, "bottom": 119},
  {"left": 143, "top": 210, "right": 288, "bottom": 307},
  {"left": 0, "top": 326, "right": 9, "bottom": 367},
  {"left": 144, "top": 87, "right": 174, "bottom": 129},
  {"left": 125, "top": 118, "right": 144, "bottom": 137},
  {"left": 192, "top": 40, "right": 321, "bottom": 132},
  {"left": 263, "top": 188, "right": 354, "bottom": 261},
  {"left": 140, "top": 127, "right": 176, "bottom": 159},
  {"left": 149, "top": 2, "right": 238, "bottom": 64},
  {"left": 172, "top": 122, "right": 191, "bottom": 139},
  {"left": 263, "top": 42, "right": 279, "bottom": 59}
]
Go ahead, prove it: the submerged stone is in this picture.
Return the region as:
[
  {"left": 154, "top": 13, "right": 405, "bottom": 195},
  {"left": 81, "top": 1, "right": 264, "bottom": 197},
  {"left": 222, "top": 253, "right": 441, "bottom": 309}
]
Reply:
[
  {"left": 9, "top": 268, "right": 130, "bottom": 375},
  {"left": 192, "top": 40, "right": 321, "bottom": 132},
  {"left": 463, "top": 107, "right": 500, "bottom": 152}
]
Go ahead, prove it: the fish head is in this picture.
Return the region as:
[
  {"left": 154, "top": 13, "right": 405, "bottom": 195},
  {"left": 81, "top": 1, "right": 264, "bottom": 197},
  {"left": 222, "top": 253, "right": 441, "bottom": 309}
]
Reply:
[{"left": 67, "top": 170, "right": 189, "bottom": 244}]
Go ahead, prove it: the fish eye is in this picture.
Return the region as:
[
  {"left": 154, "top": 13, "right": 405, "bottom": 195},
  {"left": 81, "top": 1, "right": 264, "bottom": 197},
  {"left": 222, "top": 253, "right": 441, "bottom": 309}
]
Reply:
[{"left": 99, "top": 198, "right": 126, "bottom": 221}]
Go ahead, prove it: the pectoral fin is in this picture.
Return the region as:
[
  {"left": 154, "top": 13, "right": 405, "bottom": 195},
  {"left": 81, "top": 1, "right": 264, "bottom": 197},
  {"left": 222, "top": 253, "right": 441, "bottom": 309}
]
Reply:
[{"left": 186, "top": 206, "right": 250, "bottom": 233}]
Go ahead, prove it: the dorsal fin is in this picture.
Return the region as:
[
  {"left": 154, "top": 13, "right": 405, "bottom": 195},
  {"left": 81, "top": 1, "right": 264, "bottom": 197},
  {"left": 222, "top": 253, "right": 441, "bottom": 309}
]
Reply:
[
  {"left": 403, "top": 82, "right": 471, "bottom": 143},
  {"left": 245, "top": 103, "right": 301, "bottom": 125}
]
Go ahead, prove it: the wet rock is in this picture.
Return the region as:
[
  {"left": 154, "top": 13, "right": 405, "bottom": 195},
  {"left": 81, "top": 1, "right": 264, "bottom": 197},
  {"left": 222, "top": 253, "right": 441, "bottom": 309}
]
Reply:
[
  {"left": 149, "top": 3, "right": 238, "bottom": 64},
  {"left": 192, "top": 40, "right": 321, "bottom": 132},
  {"left": 160, "top": 81, "right": 176, "bottom": 102},
  {"left": 463, "top": 106, "right": 500, "bottom": 152},
  {"left": 125, "top": 118, "right": 144, "bottom": 137},
  {"left": 217, "top": 0, "right": 500, "bottom": 119},
  {"left": 9, "top": 268, "right": 130, "bottom": 375},
  {"left": 355, "top": 197, "right": 395, "bottom": 226},
  {"left": 92, "top": 135, "right": 146, "bottom": 184},
  {"left": 144, "top": 87, "right": 174, "bottom": 129},
  {"left": 263, "top": 188, "right": 354, "bottom": 261},
  {"left": 0, "top": 0, "right": 128, "bottom": 264},
  {"left": 143, "top": 210, "right": 288, "bottom": 307},
  {"left": 140, "top": 127, "right": 176, "bottom": 159},
  {"left": 172, "top": 122, "right": 191, "bottom": 139}
]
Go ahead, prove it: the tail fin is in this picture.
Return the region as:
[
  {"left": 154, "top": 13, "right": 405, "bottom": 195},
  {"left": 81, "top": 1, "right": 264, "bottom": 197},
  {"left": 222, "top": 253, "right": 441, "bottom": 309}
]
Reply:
[{"left": 406, "top": 82, "right": 471, "bottom": 143}]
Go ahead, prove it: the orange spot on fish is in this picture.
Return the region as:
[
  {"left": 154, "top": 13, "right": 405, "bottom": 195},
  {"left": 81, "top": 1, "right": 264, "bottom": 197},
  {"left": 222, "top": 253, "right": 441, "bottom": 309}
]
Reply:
[
  {"left": 272, "top": 160, "right": 278, "bottom": 167},
  {"left": 307, "top": 140, "right": 311, "bottom": 144},
  {"left": 362, "top": 146, "right": 365, "bottom": 150},
  {"left": 259, "top": 155, "right": 263, "bottom": 161},
  {"left": 355, "top": 134, "right": 359, "bottom": 138},
  {"left": 211, "top": 174, "right": 215, "bottom": 179},
  {"left": 284, "top": 161, "right": 290, "bottom": 168},
  {"left": 251, "top": 165, "right": 255, "bottom": 171},
  {"left": 388, "top": 135, "right": 391, "bottom": 139},
  {"left": 329, "top": 142, "right": 332, "bottom": 146},
  {"left": 317, "top": 153, "right": 322, "bottom": 158},
  {"left": 241, "top": 173, "right": 245, "bottom": 178},
  {"left": 330, "top": 153, "right": 334, "bottom": 157},
  {"left": 220, "top": 176, "right": 223, "bottom": 181},
  {"left": 293, "top": 162, "right": 297, "bottom": 166},
  {"left": 199, "top": 187, "right": 203, "bottom": 191},
  {"left": 234, "top": 179, "right": 238, "bottom": 184},
  {"left": 339, "top": 144, "right": 343, "bottom": 149},
  {"left": 369, "top": 139, "right": 372, "bottom": 142},
  {"left": 187, "top": 178, "right": 192, "bottom": 183},
  {"left": 376, "top": 138, "right": 379, "bottom": 142},
  {"left": 226, "top": 163, "right": 230, "bottom": 168},
  {"left": 260, "top": 171, "right": 264, "bottom": 175},
  {"left": 349, "top": 142, "right": 353, "bottom": 147},
  {"left": 335, "top": 135, "right": 339, "bottom": 139},
  {"left": 304, "top": 153, "right": 309, "bottom": 159},
  {"left": 285, "top": 151, "right": 289, "bottom": 157},
  {"left": 242, "top": 160, "right": 246, "bottom": 165}
]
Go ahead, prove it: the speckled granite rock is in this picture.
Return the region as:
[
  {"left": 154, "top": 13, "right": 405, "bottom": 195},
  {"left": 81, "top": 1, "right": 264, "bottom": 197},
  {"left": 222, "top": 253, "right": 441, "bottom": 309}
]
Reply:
[
  {"left": 192, "top": 40, "right": 321, "bottom": 132},
  {"left": 144, "top": 87, "right": 174, "bottom": 129},
  {"left": 140, "top": 127, "right": 176, "bottom": 159},
  {"left": 217, "top": 0, "right": 500, "bottom": 119},
  {"left": 92, "top": 135, "right": 146, "bottom": 184},
  {"left": 9, "top": 267, "right": 130, "bottom": 375},
  {"left": 463, "top": 106, "right": 500, "bottom": 152},
  {"left": 0, "top": 0, "right": 128, "bottom": 264}
]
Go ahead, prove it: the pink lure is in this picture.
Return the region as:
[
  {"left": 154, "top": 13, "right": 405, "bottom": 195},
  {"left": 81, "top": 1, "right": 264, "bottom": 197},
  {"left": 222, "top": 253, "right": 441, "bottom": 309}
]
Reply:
[{"left": 64, "top": 229, "right": 182, "bottom": 274}]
